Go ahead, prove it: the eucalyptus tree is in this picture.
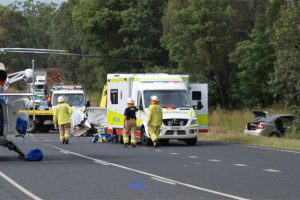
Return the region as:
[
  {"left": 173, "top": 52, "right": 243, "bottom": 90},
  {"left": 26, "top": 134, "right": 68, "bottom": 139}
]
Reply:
[
  {"left": 272, "top": 1, "right": 300, "bottom": 115},
  {"left": 161, "top": 0, "right": 254, "bottom": 108}
]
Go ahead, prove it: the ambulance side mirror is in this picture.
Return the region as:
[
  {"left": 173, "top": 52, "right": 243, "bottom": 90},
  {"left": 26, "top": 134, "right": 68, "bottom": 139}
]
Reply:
[{"left": 138, "top": 105, "right": 143, "bottom": 111}]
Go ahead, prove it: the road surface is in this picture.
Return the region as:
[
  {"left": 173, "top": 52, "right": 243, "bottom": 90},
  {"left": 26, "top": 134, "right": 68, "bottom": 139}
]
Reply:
[{"left": 0, "top": 133, "right": 300, "bottom": 200}]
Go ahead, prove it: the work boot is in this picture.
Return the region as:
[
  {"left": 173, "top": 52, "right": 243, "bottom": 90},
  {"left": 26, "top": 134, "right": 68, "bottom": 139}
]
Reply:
[
  {"left": 153, "top": 139, "right": 159, "bottom": 147},
  {"left": 65, "top": 140, "right": 69, "bottom": 144},
  {"left": 61, "top": 139, "right": 65, "bottom": 144},
  {"left": 124, "top": 143, "right": 129, "bottom": 147}
]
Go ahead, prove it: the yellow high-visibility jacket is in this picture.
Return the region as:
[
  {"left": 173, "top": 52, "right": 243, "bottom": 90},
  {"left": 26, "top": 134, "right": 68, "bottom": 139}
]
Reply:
[
  {"left": 147, "top": 104, "right": 162, "bottom": 126},
  {"left": 53, "top": 103, "right": 73, "bottom": 125}
]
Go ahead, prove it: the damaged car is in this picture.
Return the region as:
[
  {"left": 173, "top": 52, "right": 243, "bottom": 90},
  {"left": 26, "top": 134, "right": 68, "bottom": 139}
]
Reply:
[{"left": 244, "top": 111, "right": 296, "bottom": 137}]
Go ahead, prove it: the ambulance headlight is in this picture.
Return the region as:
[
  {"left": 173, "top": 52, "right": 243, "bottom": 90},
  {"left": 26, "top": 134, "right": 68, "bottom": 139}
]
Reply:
[{"left": 190, "top": 119, "right": 198, "bottom": 125}]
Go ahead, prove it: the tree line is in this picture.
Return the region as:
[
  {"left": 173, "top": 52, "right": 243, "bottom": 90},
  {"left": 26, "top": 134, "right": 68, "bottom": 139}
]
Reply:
[{"left": 0, "top": 0, "right": 299, "bottom": 115}]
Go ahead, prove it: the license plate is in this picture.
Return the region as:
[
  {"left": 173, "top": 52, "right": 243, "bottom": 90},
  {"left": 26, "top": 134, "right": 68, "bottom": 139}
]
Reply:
[{"left": 171, "top": 127, "right": 181, "bottom": 130}]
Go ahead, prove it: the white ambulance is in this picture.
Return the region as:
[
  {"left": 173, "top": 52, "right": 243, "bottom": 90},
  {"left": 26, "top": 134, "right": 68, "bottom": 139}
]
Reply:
[{"left": 106, "top": 74, "right": 208, "bottom": 146}]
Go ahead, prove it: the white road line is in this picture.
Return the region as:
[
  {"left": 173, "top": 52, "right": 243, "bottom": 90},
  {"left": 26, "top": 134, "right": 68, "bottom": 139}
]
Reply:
[
  {"left": 188, "top": 156, "right": 198, "bottom": 159},
  {"left": 94, "top": 160, "right": 109, "bottom": 166},
  {"left": 263, "top": 169, "right": 281, "bottom": 173},
  {"left": 235, "top": 144, "right": 300, "bottom": 154},
  {"left": 155, "top": 149, "right": 162, "bottom": 152},
  {"left": 208, "top": 159, "right": 221, "bottom": 162},
  {"left": 170, "top": 153, "right": 179, "bottom": 155},
  {"left": 151, "top": 177, "right": 176, "bottom": 185},
  {"left": 233, "top": 164, "right": 248, "bottom": 167},
  {"left": 0, "top": 170, "right": 43, "bottom": 200},
  {"left": 48, "top": 144, "right": 250, "bottom": 200},
  {"left": 60, "top": 150, "right": 70, "bottom": 154}
]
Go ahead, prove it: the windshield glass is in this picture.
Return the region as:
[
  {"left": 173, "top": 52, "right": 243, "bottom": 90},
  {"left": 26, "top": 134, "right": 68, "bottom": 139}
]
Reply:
[
  {"left": 144, "top": 90, "right": 191, "bottom": 108},
  {"left": 53, "top": 94, "right": 85, "bottom": 107}
]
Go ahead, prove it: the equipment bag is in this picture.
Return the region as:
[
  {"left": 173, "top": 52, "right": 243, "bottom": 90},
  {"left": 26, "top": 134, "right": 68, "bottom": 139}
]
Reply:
[{"left": 26, "top": 149, "right": 43, "bottom": 161}]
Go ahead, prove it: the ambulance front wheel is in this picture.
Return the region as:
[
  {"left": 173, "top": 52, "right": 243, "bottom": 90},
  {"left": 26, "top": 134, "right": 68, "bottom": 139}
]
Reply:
[
  {"left": 141, "top": 127, "right": 152, "bottom": 146},
  {"left": 27, "top": 118, "right": 37, "bottom": 133},
  {"left": 184, "top": 138, "right": 198, "bottom": 146}
]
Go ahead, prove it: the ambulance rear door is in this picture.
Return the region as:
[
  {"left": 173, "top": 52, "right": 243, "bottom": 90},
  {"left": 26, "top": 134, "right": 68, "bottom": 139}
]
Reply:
[{"left": 188, "top": 83, "right": 208, "bottom": 133}]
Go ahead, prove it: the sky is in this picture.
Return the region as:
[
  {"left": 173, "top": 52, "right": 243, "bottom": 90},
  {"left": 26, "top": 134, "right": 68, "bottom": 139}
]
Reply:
[{"left": 0, "top": 0, "right": 67, "bottom": 5}]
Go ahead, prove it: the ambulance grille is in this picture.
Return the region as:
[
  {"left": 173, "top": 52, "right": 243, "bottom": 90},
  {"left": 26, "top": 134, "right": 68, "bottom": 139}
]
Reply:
[
  {"left": 177, "top": 131, "right": 186, "bottom": 135},
  {"left": 165, "top": 131, "right": 174, "bottom": 135},
  {"left": 163, "top": 119, "right": 188, "bottom": 126}
]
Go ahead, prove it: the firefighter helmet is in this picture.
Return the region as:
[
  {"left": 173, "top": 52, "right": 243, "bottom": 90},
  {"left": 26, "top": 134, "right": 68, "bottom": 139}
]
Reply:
[
  {"left": 57, "top": 96, "right": 64, "bottom": 103},
  {"left": 126, "top": 97, "right": 134, "bottom": 104},
  {"left": 151, "top": 95, "right": 159, "bottom": 101}
]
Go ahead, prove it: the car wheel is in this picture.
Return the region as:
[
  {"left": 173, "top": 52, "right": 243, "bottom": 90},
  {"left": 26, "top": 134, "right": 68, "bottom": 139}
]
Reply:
[
  {"left": 27, "top": 118, "right": 37, "bottom": 133},
  {"left": 112, "top": 133, "right": 118, "bottom": 143},
  {"left": 184, "top": 138, "right": 198, "bottom": 146},
  {"left": 37, "top": 125, "right": 52, "bottom": 133},
  {"left": 118, "top": 134, "right": 123, "bottom": 144},
  {"left": 141, "top": 127, "right": 152, "bottom": 146},
  {"left": 159, "top": 139, "right": 169, "bottom": 146}
]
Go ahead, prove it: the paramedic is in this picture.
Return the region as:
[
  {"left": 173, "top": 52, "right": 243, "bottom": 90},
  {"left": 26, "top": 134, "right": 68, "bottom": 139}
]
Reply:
[
  {"left": 123, "top": 98, "right": 138, "bottom": 148},
  {"left": 147, "top": 95, "right": 162, "bottom": 147},
  {"left": 53, "top": 96, "right": 73, "bottom": 144}
]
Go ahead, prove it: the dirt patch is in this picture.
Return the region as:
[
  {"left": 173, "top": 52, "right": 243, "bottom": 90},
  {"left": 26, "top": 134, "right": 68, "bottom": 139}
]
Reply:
[{"left": 36, "top": 68, "right": 72, "bottom": 87}]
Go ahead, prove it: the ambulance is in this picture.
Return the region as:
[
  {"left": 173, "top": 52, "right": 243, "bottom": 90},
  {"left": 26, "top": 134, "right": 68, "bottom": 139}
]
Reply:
[{"left": 105, "top": 74, "right": 208, "bottom": 146}]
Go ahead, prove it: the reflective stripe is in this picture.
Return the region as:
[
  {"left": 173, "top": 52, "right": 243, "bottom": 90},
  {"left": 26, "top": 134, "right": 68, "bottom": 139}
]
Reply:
[
  {"left": 197, "top": 115, "right": 208, "bottom": 125},
  {"left": 108, "top": 110, "right": 125, "bottom": 126},
  {"left": 108, "top": 78, "right": 128, "bottom": 82},
  {"left": 109, "top": 77, "right": 187, "bottom": 82}
]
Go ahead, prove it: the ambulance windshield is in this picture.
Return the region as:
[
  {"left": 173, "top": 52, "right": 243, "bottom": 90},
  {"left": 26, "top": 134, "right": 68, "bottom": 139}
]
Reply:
[{"left": 144, "top": 90, "right": 191, "bottom": 108}]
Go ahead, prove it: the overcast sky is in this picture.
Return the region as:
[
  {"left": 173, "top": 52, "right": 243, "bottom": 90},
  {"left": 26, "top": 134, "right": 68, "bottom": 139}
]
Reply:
[{"left": 0, "top": 0, "right": 67, "bottom": 5}]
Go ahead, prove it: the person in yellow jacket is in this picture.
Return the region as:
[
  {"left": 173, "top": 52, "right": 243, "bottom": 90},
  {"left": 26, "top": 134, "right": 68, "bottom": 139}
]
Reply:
[
  {"left": 147, "top": 95, "right": 162, "bottom": 147},
  {"left": 53, "top": 96, "right": 73, "bottom": 144},
  {"left": 123, "top": 98, "right": 138, "bottom": 148}
]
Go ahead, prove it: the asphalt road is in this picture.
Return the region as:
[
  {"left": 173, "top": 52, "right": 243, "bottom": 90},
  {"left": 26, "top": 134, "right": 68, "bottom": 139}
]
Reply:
[{"left": 0, "top": 132, "right": 300, "bottom": 200}]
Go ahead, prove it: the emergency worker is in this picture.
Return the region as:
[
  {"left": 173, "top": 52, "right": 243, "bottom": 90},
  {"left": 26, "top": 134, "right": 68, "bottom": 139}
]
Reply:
[
  {"left": 123, "top": 97, "right": 138, "bottom": 148},
  {"left": 147, "top": 95, "right": 162, "bottom": 147},
  {"left": 53, "top": 96, "right": 73, "bottom": 144}
]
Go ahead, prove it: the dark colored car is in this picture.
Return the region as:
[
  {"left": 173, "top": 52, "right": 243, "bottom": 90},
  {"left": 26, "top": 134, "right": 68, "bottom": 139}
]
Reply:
[{"left": 244, "top": 111, "right": 296, "bottom": 137}]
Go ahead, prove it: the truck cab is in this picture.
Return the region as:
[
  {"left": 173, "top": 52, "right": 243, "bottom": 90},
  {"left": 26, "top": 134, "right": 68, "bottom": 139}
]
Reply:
[{"left": 51, "top": 85, "right": 86, "bottom": 111}]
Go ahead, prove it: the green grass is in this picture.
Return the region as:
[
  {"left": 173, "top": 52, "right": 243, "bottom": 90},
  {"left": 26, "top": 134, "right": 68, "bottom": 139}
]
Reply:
[{"left": 201, "top": 108, "right": 300, "bottom": 151}]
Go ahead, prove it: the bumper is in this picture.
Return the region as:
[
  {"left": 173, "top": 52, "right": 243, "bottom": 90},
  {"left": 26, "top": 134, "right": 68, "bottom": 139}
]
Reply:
[
  {"left": 158, "top": 126, "right": 198, "bottom": 139},
  {"left": 243, "top": 129, "right": 263, "bottom": 136}
]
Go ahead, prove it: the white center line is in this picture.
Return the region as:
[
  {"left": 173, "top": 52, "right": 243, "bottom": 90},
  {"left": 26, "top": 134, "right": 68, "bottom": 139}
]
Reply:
[
  {"left": 48, "top": 144, "right": 250, "bottom": 200},
  {"left": 208, "top": 159, "right": 221, "bottom": 162},
  {"left": 188, "top": 156, "right": 198, "bottom": 159},
  {"left": 0, "top": 170, "right": 43, "bottom": 200},
  {"left": 170, "top": 153, "right": 179, "bottom": 155},
  {"left": 263, "top": 169, "right": 281, "bottom": 173},
  {"left": 233, "top": 164, "right": 248, "bottom": 167}
]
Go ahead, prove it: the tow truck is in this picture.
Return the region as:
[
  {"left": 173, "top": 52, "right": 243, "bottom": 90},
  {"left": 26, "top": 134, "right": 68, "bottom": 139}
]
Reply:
[{"left": 23, "top": 85, "right": 86, "bottom": 133}]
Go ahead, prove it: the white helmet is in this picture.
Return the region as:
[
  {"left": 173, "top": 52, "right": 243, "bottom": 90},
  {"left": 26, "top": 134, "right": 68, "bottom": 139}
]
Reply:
[
  {"left": 57, "top": 96, "right": 64, "bottom": 103},
  {"left": 151, "top": 95, "right": 159, "bottom": 101},
  {"left": 127, "top": 97, "right": 134, "bottom": 104}
]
